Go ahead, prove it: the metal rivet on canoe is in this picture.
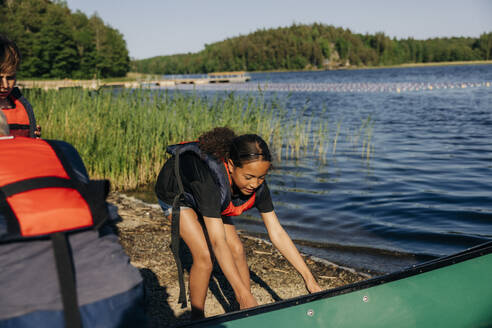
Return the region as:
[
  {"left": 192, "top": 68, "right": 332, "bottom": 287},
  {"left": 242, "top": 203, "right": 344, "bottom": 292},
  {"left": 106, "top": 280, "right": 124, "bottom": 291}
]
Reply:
[
  {"left": 363, "top": 295, "right": 369, "bottom": 302},
  {"left": 307, "top": 309, "right": 314, "bottom": 317}
]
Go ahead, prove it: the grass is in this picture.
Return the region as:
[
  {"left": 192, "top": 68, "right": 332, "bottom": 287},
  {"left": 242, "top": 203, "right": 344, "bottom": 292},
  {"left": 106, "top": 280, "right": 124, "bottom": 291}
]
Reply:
[{"left": 25, "top": 88, "right": 373, "bottom": 190}]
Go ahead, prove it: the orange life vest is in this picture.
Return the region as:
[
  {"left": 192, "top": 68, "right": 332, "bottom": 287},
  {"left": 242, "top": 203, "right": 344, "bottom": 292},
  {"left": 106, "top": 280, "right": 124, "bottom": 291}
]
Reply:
[
  {"left": 0, "top": 137, "right": 107, "bottom": 240},
  {"left": 0, "top": 136, "right": 110, "bottom": 327},
  {"left": 1, "top": 90, "right": 34, "bottom": 137}
]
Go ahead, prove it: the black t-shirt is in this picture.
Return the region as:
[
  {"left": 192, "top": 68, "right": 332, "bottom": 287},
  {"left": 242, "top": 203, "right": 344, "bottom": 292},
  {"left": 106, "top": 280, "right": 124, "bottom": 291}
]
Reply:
[{"left": 155, "top": 152, "right": 274, "bottom": 218}]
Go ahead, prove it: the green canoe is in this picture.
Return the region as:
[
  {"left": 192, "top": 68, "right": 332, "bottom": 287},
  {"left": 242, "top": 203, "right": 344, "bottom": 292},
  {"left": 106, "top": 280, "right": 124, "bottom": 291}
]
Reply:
[{"left": 182, "top": 241, "right": 492, "bottom": 328}]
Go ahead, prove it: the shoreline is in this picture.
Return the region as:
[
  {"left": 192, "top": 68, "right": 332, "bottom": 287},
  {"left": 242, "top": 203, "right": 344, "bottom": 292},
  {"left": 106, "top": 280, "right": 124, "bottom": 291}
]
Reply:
[
  {"left": 17, "top": 60, "right": 492, "bottom": 85},
  {"left": 108, "top": 192, "right": 369, "bottom": 327},
  {"left": 349, "top": 60, "right": 492, "bottom": 71},
  {"left": 202, "top": 60, "right": 492, "bottom": 74},
  {"left": 118, "top": 190, "right": 436, "bottom": 275},
  {"left": 248, "top": 60, "right": 492, "bottom": 74}
]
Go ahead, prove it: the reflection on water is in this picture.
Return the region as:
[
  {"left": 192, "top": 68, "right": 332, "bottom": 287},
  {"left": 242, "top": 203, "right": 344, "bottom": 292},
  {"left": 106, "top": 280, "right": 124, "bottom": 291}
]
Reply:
[{"left": 161, "top": 80, "right": 490, "bottom": 94}]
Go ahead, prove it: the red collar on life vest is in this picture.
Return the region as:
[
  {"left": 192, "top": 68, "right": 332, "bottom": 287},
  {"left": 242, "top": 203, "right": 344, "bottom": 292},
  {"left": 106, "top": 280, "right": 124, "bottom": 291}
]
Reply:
[{"left": 221, "top": 161, "right": 256, "bottom": 216}]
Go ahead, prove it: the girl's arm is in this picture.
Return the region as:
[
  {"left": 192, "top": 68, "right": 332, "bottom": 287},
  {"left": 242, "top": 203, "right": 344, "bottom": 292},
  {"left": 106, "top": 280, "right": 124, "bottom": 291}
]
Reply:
[
  {"left": 260, "top": 211, "right": 322, "bottom": 293},
  {"left": 203, "top": 216, "right": 258, "bottom": 309}
]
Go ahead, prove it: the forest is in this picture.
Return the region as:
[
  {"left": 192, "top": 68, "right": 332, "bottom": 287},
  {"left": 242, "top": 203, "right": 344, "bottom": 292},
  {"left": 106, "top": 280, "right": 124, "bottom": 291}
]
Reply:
[
  {"left": 131, "top": 23, "right": 492, "bottom": 75},
  {"left": 1, "top": 1, "right": 491, "bottom": 78},
  {"left": 0, "top": 0, "right": 130, "bottom": 78}
]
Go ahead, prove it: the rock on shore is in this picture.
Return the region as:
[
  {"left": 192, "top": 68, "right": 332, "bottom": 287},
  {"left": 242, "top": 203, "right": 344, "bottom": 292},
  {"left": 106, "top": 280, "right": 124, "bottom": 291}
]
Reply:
[{"left": 108, "top": 192, "right": 368, "bottom": 327}]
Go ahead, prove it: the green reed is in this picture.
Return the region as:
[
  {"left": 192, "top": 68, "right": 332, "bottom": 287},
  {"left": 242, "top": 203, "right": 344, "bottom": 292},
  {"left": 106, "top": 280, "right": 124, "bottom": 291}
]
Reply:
[
  {"left": 25, "top": 88, "right": 373, "bottom": 190},
  {"left": 332, "top": 122, "right": 341, "bottom": 155},
  {"left": 346, "top": 116, "right": 374, "bottom": 161}
]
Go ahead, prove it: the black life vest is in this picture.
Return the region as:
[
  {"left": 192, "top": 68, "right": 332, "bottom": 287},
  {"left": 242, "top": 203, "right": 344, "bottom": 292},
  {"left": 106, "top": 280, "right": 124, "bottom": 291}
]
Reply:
[
  {"left": 1, "top": 88, "right": 36, "bottom": 138},
  {"left": 167, "top": 141, "right": 263, "bottom": 216},
  {"left": 0, "top": 136, "right": 110, "bottom": 328}
]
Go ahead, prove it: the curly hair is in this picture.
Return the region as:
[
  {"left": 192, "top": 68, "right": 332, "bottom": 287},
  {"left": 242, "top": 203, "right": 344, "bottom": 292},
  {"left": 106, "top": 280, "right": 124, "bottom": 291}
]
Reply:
[
  {"left": 0, "top": 35, "right": 21, "bottom": 73},
  {"left": 198, "top": 127, "right": 271, "bottom": 167},
  {"left": 198, "top": 127, "right": 237, "bottom": 161}
]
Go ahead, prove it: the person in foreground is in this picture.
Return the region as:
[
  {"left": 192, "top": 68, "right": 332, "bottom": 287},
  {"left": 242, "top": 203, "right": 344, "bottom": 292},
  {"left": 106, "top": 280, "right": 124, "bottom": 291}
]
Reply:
[
  {"left": 0, "top": 34, "right": 40, "bottom": 138},
  {"left": 155, "top": 127, "right": 322, "bottom": 319},
  {"left": 0, "top": 111, "right": 147, "bottom": 327}
]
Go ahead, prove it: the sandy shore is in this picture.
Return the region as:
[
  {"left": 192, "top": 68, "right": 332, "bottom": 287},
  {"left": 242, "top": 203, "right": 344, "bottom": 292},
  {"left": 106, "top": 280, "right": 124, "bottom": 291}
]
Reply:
[{"left": 108, "top": 192, "right": 369, "bottom": 327}]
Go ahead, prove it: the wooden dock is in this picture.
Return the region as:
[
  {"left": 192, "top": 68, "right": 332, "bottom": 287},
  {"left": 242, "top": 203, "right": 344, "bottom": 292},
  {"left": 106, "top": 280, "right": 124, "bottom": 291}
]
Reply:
[
  {"left": 17, "top": 71, "right": 251, "bottom": 90},
  {"left": 16, "top": 80, "right": 139, "bottom": 90}
]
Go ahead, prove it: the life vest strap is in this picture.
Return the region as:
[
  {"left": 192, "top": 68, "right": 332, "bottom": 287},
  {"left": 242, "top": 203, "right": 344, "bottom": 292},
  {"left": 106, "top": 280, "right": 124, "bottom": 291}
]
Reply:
[
  {"left": 0, "top": 192, "right": 20, "bottom": 237},
  {"left": 7, "top": 123, "right": 30, "bottom": 130},
  {"left": 51, "top": 232, "right": 83, "bottom": 328},
  {"left": 1, "top": 176, "right": 75, "bottom": 197},
  {"left": 170, "top": 148, "right": 188, "bottom": 308},
  {"left": 84, "top": 179, "right": 111, "bottom": 230}
]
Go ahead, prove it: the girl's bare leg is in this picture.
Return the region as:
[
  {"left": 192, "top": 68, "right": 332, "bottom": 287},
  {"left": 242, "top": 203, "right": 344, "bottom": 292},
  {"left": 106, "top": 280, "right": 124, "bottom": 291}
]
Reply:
[
  {"left": 170, "top": 209, "right": 213, "bottom": 319},
  {"left": 224, "top": 223, "right": 250, "bottom": 291}
]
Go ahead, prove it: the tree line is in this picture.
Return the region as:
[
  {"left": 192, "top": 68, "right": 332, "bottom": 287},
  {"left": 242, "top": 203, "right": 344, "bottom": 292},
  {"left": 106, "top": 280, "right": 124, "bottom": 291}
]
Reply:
[
  {"left": 131, "top": 23, "right": 492, "bottom": 75},
  {"left": 0, "top": 0, "right": 130, "bottom": 78}
]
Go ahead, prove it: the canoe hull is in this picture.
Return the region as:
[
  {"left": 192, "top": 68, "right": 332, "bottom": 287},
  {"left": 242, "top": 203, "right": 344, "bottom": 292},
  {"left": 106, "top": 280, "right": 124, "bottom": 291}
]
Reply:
[{"left": 184, "top": 242, "right": 492, "bottom": 328}]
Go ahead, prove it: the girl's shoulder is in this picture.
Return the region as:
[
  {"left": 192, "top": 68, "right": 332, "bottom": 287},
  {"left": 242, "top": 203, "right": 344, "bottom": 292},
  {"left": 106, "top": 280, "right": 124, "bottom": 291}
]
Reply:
[{"left": 180, "top": 152, "right": 218, "bottom": 183}]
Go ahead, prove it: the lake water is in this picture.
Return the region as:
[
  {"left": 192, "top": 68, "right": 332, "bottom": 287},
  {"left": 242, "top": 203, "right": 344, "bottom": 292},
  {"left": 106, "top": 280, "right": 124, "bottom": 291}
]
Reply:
[{"left": 143, "top": 65, "right": 492, "bottom": 274}]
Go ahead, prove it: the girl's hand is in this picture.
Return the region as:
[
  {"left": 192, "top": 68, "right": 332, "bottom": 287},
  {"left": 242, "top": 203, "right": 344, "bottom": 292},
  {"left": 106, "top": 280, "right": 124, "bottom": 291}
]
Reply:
[
  {"left": 305, "top": 277, "right": 322, "bottom": 294},
  {"left": 34, "top": 124, "right": 41, "bottom": 138}
]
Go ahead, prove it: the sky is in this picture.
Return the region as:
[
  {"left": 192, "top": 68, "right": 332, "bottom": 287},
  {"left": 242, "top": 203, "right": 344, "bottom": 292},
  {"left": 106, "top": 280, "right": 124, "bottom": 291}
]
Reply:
[{"left": 65, "top": 0, "right": 492, "bottom": 60}]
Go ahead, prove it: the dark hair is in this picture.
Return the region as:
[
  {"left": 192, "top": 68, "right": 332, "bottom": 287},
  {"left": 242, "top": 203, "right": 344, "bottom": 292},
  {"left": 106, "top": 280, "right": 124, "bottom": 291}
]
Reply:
[
  {"left": 0, "top": 35, "right": 21, "bottom": 73},
  {"left": 229, "top": 134, "right": 271, "bottom": 167},
  {"left": 198, "top": 127, "right": 271, "bottom": 167}
]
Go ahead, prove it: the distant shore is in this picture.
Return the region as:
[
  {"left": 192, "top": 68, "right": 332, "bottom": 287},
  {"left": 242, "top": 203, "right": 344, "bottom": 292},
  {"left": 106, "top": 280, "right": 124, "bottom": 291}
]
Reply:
[
  {"left": 17, "top": 60, "right": 492, "bottom": 86},
  {"left": 249, "top": 59, "right": 492, "bottom": 74},
  {"left": 360, "top": 59, "right": 492, "bottom": 70},
  {"left": 127, "top": 59, "right": 492, "bottom": 77},
  {"left": 109, "top": 192, "right": 369, "bottom": 327}
]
